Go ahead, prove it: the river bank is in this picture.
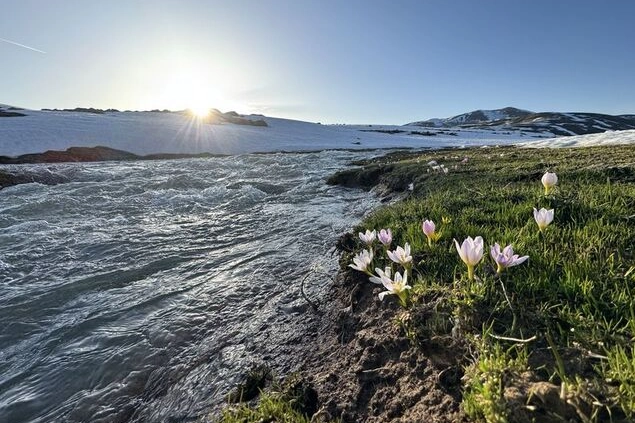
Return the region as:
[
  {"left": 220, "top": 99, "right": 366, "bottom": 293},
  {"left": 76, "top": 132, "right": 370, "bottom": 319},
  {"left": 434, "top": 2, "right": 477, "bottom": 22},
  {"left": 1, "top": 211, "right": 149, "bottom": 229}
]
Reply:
[{"left": 218, "top": 144, "right": 635, "bottom": 423}]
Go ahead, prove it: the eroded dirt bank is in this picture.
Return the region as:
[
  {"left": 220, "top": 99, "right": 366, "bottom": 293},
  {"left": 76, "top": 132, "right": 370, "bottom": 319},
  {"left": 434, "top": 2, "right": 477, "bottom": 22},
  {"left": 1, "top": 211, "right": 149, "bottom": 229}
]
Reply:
[{"left": 299, "top": 265, "right": 468, "bottom": 423}]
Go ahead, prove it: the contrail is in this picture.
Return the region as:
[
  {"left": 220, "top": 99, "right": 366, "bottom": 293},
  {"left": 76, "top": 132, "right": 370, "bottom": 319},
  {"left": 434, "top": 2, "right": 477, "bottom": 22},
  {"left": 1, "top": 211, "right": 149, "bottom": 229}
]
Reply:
[{"left": 0, "top": 37, "right": 46, "bottom": 54}]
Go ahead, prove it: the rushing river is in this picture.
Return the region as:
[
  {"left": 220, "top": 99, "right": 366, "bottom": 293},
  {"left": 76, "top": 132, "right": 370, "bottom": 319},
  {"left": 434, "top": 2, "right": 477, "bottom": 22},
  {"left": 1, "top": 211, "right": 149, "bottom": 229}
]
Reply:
[{"left": 0, "top": 151, "right": 382, "bottom": 423}]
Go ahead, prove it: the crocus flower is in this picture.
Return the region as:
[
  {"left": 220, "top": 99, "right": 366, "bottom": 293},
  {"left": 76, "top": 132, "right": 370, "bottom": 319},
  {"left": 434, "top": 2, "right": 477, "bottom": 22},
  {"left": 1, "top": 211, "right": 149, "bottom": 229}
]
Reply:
[
  {"left": 369, "top": 266, "right": 391, "bottom": 285},
  {"left": 533, "top": 207, "right": 554, "bottom": 231},
  {"left": 422, "top": 219, "right": 439, "bottom": 246},
  {"left": 377, "top": 229, "right": 392, "bottom": 247},
  {"left": 359, "top": 229, "right": 376, "bottom": 245},
  {"left": 454, "top": 236, "right": 484, "bottom": 280},
  {"left": 490, "top": 243, "right": 529, "bottom": 274},
  {"left": 387, "top": 243, "right": 412, "bottom": 268},
  {"left": 541, "top": 172, "right": 558, "bottom": 195},
  {"left": 349, "top": 249, "right": 373, "bottom": 275},
  {"left": 378, "top": 270, "right": 411, "bottom": 307}
]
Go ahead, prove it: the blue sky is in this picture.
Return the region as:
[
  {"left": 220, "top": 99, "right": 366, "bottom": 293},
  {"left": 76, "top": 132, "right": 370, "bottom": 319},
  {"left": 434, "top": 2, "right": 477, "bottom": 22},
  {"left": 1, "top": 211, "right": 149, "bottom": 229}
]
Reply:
[{"left": 2, "top": 0, "right": 634, "bottom": 124}]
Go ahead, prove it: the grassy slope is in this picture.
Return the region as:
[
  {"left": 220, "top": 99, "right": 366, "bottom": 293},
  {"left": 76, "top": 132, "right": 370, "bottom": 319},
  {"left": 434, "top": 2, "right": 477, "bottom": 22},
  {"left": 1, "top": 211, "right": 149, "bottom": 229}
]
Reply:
[
  {"left": 214, "top": 144, "right": 634, "bottom": 423},
  {"left": 336, "top": 145, "right": 634, "bottom": 422}
]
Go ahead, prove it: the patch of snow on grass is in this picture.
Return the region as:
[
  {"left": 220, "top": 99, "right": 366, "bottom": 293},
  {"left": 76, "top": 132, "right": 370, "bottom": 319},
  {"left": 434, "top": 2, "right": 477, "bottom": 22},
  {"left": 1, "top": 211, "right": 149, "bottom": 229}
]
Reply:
[{"left": 521, "top": 129, "right": 635, "bottom": 148}]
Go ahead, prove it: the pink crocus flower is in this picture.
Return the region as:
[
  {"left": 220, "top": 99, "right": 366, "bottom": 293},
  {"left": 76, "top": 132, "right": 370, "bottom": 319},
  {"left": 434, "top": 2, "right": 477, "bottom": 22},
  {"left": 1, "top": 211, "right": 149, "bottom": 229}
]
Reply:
[
  {"left": 377, "top": 229, "right": 392, "bottom": 247},
  {"left": 454, "top": 236, "right": 484, "bottom": 280},
  {"left": 490, "top": 243, "right": 529, "bottom": 274},
  {"left": 422, "top": 219, "right": 439, "bottom": 246}
]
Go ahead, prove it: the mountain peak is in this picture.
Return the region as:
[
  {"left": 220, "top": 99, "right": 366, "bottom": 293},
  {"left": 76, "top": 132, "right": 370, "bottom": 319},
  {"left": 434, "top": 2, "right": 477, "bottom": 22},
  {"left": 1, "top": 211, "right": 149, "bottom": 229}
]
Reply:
[{"left": 444, "top": 107, "right": 533, "bottom": 126}]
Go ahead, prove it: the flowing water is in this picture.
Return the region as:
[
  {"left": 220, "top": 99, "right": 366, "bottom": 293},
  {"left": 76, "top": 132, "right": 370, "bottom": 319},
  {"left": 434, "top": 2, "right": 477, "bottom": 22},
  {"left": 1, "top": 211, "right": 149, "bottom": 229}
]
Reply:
[{"left": 0, "top": 151, "right": 383, "bottom": 422}]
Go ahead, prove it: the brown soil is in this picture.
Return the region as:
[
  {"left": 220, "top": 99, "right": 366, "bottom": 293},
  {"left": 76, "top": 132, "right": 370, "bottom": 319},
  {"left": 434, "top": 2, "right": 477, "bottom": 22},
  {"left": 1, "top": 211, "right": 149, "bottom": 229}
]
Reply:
[{"left": 300, "top": 267, "right": 468, "bottom": 423}]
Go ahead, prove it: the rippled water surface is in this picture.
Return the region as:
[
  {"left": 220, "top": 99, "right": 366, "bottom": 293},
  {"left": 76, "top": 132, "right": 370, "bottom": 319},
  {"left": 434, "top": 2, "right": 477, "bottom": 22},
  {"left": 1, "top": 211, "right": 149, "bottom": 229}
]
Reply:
[{"left": 0, "top": 151, "right": 381, "bottom": 422}]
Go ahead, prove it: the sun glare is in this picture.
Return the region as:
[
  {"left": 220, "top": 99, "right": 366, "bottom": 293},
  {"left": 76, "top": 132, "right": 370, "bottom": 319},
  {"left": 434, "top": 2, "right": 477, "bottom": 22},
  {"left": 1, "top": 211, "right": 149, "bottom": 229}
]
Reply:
[
  {"left": 152, "top": 66, "right": 219, "bottom": 116},
  {"left": 145, "top": 61, "right": 244, "bottom": 117},
  {"left": 190, "top": 106, "right": 210, "bottom": 118}
]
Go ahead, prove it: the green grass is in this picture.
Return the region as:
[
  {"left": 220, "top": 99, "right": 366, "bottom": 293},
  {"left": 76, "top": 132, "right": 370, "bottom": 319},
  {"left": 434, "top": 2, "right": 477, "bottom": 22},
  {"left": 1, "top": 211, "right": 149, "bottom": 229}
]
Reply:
[
  {"left": 339, "top": 144, "right": 635, "bottom": 422},
  {"left": 215, "top": 372, "right": 332, "bottom": 423},
  {"left": 219, "top": 392, "right": 314, "bottom": 423},
  {"left": 462, "top": 338, "right": 528, "bottom": 423}
]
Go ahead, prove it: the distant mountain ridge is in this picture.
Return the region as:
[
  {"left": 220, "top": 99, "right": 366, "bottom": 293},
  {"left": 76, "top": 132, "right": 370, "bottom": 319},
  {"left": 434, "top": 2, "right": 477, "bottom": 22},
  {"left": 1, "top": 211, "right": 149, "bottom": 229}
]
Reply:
[{"left": 408, "top": 107, "right": 635, "bottom": 136}]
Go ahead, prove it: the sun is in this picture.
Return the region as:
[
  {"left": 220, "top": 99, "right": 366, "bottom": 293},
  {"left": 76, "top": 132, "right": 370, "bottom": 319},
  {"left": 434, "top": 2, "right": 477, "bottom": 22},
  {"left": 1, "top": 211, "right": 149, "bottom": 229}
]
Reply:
[
  {"left": 145, "top": 61, "right": 244, "bottom": 116},
  {"left": 190, "top": 106, "right": 210, "bottom": 118},
  {"left": 153, "top": 66, "right": 219, "bottom": 116}
]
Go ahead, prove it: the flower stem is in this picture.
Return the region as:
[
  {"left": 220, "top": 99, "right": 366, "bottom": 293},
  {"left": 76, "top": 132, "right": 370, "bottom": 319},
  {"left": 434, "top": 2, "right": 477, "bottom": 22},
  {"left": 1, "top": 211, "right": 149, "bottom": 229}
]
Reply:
[
  {"left": 467, "top": 265, "right": 474, "bottom": 281},
  {"left": 499, "top": 276, "right": 517, "bottom": 333},
  {"left": 398, "top": 292, "right": 408, "bottom": 308}
]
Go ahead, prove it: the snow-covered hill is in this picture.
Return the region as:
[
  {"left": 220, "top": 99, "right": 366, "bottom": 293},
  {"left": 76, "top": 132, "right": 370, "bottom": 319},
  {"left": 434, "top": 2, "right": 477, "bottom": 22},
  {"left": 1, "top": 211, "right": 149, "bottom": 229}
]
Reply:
[
  {"left": 0, "top": 108, "right": 536, "bottom": 157},
  {"left": 521, "top": 129, "right": 635, "bottom": 148},
  {"left": 408, "top": 107, "right": 635, "bottom": 136},
  {"left": 1, "top": 107, "right": 634, "bottom": 159}
]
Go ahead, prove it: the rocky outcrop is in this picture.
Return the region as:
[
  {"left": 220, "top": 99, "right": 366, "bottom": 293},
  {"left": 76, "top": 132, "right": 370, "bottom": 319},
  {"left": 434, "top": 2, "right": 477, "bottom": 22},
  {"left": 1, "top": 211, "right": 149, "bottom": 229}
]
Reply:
[
  {"left": 33, "top": 107, "right": 268, "bottom": 126},
  {"left": 0, "top": 146, "right": 228, "bottom": 165},
  {"left": 0, "top": 168, "right": 70, "bottom": 190},
  {"left": 0, "top": 105, "right": 26, "bottom": 117},
  {"left": 41, "top": 107, "right": 120, "bottom": 114},
  {"left": 0, "top": 146, "right": 140, "bottom": 164},
  {"left": 204, "top": 109, "right": 268, "bottom": 127},
  {"left": 0, "top": 110, "right": 26, "bottom": 117}
]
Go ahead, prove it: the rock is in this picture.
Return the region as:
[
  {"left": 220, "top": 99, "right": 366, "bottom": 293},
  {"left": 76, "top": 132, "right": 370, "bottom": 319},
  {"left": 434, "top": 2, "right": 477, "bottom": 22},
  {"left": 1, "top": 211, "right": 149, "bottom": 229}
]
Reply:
[
  {"left": 0, "top": 146, "right": 140, "bottom": 164},
  {"left": 0, "top": 110, "right": 26, "bottom": 117},
  {"left": 0, "top": 168, "right": 70, "bottom": 190}
]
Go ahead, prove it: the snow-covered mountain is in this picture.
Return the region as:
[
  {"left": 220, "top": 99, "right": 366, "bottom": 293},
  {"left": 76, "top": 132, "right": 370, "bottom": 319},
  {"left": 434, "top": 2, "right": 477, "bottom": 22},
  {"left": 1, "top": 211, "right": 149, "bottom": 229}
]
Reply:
[
  {"left": 0, "top": 106, "right": 536, "bottom": 158},
  {"left": 1, "top": 105, "right": 634, "bottom": 161},
  {"left": 412, "top": 107, "right": 533, "bottom": 127},
  {"left": 409, "top": 107, "right": 635, "bottom": 136}
]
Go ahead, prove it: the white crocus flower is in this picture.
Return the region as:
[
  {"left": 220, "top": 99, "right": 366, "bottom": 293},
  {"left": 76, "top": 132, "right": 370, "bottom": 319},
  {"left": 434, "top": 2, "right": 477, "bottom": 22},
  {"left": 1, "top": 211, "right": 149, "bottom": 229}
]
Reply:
[
  {"left": 454, "top": 236, "right": 484, "bottom": 280},
  {"left": 369, "top": 266, "right": 391, "bottom": 285},
  {"left": 358, "top": 229, "right": 377, "bottom": 245},
  {"left": 349, "top": 249, "right": 373, "bottom": 274},
  {"left": 533, "top": 207, "right": 554, "bottom": 231},
  {"left": 541, "top": 172, "right": 558, "bottom": 195},
  {"left": 387, "top": 243, "right": 412, "bottom": 267},
  {"left": 378, "top": 270, "right": 411, "bottom": 307}
]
